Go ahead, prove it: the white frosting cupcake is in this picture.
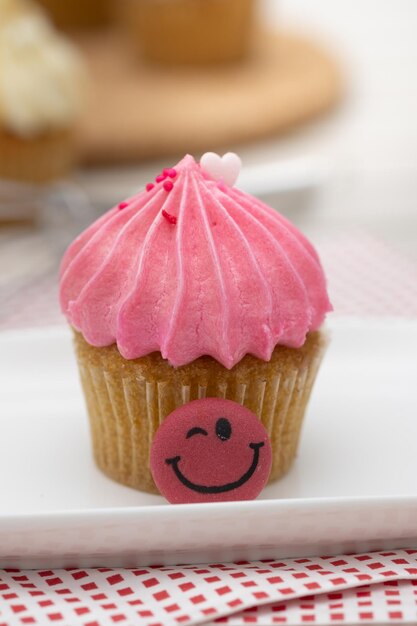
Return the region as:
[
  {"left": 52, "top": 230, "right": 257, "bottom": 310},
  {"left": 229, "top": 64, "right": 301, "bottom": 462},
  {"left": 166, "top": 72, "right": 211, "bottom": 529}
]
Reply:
[{"left": 0, "top": 0, "right": 85, "bottom": 138}]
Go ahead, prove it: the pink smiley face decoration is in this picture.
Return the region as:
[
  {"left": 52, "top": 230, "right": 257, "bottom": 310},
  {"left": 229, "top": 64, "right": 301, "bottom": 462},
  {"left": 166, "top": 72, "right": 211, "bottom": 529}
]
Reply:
[{"left": 150, "top": 398, "right": 272, "bottom": 504}]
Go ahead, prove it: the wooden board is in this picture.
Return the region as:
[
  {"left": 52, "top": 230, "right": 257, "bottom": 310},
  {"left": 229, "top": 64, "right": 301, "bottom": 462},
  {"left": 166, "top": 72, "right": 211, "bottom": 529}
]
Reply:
[{"left": 77, "top": 29, "right": 342, "bottom": 164}]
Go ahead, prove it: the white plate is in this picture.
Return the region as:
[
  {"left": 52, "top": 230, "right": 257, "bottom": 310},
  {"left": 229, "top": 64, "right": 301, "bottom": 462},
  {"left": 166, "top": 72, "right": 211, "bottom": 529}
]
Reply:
[{"left": 0, "top": 319, "right": 416, "bottom": 568}]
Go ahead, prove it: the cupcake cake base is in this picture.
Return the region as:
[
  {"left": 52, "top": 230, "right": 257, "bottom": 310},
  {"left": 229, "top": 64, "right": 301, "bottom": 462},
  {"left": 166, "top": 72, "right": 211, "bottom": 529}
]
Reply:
[{"left": 73, "top": 330, "right": 327, "bottom": 494}]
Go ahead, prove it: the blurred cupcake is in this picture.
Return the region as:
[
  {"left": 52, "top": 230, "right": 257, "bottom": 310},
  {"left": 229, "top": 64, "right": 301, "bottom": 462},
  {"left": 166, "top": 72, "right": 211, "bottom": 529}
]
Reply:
[
  {"left": 36, "top": 0, "right": 112, "bottom": 31},
  {"left": 60, "top": 153, "right": 331, "bottom": 494},
  {"left": 0, "top": 0, "right": 86, "bottom": 183},
  {"left": 120, "top": 0, "right": 256, "bottom": 65}
]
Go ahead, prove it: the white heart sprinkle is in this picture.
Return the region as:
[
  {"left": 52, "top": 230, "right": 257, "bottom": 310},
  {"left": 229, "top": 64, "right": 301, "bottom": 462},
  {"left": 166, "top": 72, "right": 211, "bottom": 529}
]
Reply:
[{"left": 200, "top": 152, "right": 242, "bottom": 187}]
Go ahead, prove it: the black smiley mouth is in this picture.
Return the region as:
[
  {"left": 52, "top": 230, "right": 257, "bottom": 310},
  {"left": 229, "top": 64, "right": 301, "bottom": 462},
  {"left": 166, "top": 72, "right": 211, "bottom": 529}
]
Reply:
[{"left": 165, "top": 441, "right": 265, "bottom": 494}]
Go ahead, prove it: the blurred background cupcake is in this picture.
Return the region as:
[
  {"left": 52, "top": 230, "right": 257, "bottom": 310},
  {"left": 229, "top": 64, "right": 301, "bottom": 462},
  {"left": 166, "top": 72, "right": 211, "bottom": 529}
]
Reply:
[
  {"left": 36, "top": 0, "right": 112, "bottom": 31},
  {"left": 119, "top": 0, "right": 256, "bottom": 65},
  {"left": 0, "top": 0, "right": 86, "bottom": 184}
]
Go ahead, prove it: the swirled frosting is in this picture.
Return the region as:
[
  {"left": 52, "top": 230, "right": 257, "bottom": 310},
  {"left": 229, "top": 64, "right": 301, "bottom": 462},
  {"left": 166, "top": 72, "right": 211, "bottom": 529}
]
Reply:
[
  {"left": 0, "top": 0, "right": 85, "bottom": 137},
  {"left": 60, "top": 155, "right": 331, "bottom": 368}
]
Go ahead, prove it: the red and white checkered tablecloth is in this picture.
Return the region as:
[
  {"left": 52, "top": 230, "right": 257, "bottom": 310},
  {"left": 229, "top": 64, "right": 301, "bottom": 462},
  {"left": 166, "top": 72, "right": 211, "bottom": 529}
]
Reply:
[{"left": 1, "top": 551, "right": 417, "bottom": 626}]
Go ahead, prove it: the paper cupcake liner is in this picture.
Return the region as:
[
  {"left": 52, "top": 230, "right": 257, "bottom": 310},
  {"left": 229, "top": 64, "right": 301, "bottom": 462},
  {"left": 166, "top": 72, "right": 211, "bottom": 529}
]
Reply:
[
  {"left": 0, "top": 129, "right": 75, "bottom": 184},
  {"left": 74, "top": 330, "right": 327, "bottom": 494},
  {"left": 120, "top": 0, "right": 255, "bottom": 65}
]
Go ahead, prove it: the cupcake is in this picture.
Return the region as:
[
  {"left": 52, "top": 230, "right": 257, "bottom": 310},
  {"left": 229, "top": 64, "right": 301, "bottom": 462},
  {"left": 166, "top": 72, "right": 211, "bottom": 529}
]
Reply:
[
  {"left": 120, "top": 0, "right": 256, "bottom": 65},
  {"left": 60, "top": 153, "right": 331, "bottom": 495},
  {"left": 0, "top": 0, "right": 85, "bottom": 183}
]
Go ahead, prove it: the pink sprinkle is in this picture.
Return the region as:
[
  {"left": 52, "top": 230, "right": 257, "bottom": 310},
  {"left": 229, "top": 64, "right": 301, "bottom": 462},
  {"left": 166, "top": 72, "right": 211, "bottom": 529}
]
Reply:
[
  {"left": 163, "top": 168, "right": 177, "bottom": 179},
  {"left": 118, "top": 201, "right": 129, "bottom": 210},
  {"left": 162, "top": 210, "right": 177, "bottom": 225},
  {"left": 163, "top": 180, "right": 174, "bottom": 192},
  {"left": 146, "top": 183, "right": 155, "bottom": 192},
  {"left": 155, "top": 174, "right": 167, "bottom": 183}
]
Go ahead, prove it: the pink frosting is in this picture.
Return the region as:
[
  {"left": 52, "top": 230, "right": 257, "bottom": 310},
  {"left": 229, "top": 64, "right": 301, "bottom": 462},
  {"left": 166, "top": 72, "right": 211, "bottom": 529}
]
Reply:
[{"left": 60, "top": 155, "right": 331, "bottom": 368}]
